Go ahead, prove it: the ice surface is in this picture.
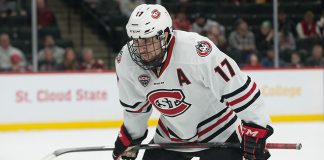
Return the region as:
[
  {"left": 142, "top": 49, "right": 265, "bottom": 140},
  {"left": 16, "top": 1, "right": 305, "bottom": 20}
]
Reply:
[{"left": 0, "top": 122, "right": 323, "bottom": 160}]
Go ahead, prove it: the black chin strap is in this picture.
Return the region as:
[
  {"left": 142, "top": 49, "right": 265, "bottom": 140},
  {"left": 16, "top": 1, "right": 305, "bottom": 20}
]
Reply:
[{"left": 164, "top": 27, "right": 173, "bottom": 46}]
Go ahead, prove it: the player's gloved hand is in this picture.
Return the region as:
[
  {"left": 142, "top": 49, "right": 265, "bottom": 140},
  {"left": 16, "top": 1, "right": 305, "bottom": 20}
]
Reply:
[
  {"left": 120, "top": 145, "right": 139, "bottom": 160},
  {"left": 241, "top": 121, "right": 273, "bottom": 160},
  {"left": 112, "top": 124, "right": 147, "bottom": 160}
]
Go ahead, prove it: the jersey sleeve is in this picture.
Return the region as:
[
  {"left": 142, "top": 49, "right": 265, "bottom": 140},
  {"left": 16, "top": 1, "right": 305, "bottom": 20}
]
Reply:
[
  {"left": 115, "top": 46, "right": 152, "bottom": 139},
  {"left": 200, "top": 40, "right": 271, "bottom": 127}
]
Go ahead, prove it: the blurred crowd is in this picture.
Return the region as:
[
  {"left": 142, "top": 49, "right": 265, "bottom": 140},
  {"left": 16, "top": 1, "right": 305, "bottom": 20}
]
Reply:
[
  {"left": 83, "top": 0, "right": 324, "bottom": 69},
  {"left": 165, "top": 0, "right": 324, "bottom": 69},
  {"left": 0, "top": 0, "right": 105, "bottom": 73},
  {"left": 1, "top": 0, "right": 324, "bottom": 73},
  {"left": 0, "top": 32, "right": 105, "bottom": 72}
]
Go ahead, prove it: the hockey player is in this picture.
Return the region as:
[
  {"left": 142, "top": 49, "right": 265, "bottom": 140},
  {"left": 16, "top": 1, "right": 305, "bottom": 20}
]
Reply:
[{"left": 112, "top": 4, "right": 273, "bottom": 160}]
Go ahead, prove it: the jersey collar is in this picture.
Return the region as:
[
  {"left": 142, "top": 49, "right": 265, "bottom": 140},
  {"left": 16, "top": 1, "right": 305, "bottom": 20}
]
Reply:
[{"left": 155, "top": 36, "right": 175, "bottom": 78}]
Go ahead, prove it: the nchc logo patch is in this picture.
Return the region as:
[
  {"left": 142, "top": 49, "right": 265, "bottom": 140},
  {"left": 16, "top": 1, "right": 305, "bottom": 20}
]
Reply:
[
  {"left": 147, "top": 89, "right": 191, "bottom": 117},
  {"left": 195, "top": 41, "right": 212, "bottom": 57},
  {"left": 138, "top": 74, "right": 151, "bottom": 87}
]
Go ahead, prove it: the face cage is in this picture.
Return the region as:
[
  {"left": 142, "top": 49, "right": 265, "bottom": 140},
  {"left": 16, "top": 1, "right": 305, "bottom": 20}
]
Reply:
[{"left": 127, "top": 34, "right": 167, "bottom": 70}]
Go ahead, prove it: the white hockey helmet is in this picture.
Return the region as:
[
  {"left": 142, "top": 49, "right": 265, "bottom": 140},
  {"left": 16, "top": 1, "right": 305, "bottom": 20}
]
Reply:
[
  {"left": 126, "top": 4, "right": 173, "bottom": 70},
  {"left": 126, "top": 4, "right": 172, "bottom": 39}
]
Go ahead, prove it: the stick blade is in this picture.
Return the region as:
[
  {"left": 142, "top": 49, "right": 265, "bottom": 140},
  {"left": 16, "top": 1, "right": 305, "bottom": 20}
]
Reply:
[{"left": 41, "top": 153, "right": 56, "bottom": 160}]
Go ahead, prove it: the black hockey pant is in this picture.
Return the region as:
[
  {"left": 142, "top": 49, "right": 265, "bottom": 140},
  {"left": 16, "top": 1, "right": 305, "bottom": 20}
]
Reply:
[{"left": 142, "top": 132, "right": 243, "bottom": 160}]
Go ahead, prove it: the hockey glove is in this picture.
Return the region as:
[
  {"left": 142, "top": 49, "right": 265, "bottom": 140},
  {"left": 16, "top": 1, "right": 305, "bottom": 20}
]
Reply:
[
  {"left": 112, "top": 124, "right": 147, "bottom": 160},
  {"left": 241, "top": 121, "right": 273, "bottom": 160}
]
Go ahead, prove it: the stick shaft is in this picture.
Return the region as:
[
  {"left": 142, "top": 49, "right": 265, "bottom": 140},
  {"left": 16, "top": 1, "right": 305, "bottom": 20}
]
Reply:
[
  {"left": 266, "top": 143, "right": 302, "bottom": 150},
  {"left": 44, "top": 142, "right": 301, "bottom": 160}
]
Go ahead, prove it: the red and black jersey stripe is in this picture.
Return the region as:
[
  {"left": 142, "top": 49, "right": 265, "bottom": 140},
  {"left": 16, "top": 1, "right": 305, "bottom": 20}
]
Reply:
[
  {"left": 234, "top": 90, "right": 261, "bottom": 113},
  {"left": 220, "top": 75, "right": 261, "bottom": 113},
  {"left": 196, "top": 107, "right": 237, "bottom": 142},
  {"left": 197, "top": 107, "right": 228, "bottom": 129},
  {"left": 220, "top": 76, "right": 251, "bottom": 103},
  {"left": 120, "top": 100, "right": 152, "bottom": 113},
  {"left": 198, "top": 110, "right": 234, "bottom": 138},
  {"left": 157, "top": 119, "right": 197, "bottom": 142},
  {"left": 225, "top": 82, "right": 257, "bottom": 107},
  {"left": 125, "top": 104, "right": 152, "bottom": 113},
  {"left": 200, "top": 115, "right": 238, "bottom": 143},
  {"left": 169, "top": 128, "right": 197, "bottom": 142},
  {"left": 156, "top": 128, "right": 164, "bottom": 137},
  {"left": 156, "top": 107, "right": 237, "bottom": 143},
  {"left": 120, "top": 101, "right": 141, "bottom": 108}
]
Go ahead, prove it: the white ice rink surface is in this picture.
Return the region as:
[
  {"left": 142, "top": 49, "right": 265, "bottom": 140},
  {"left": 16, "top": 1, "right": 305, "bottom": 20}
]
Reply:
[{"left": 0, "top": 122, "right": 323, "bottom": 160}]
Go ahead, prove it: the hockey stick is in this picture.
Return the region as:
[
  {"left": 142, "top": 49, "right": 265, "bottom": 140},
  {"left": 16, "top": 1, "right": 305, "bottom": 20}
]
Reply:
[{"left": 42, "top": 142, "right": 302, "bottom": 160}]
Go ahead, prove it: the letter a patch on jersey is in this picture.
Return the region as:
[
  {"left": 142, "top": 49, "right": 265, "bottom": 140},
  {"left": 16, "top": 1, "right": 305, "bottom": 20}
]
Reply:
[
  {"left": 177, "top": 68, "right": 191, "bottom": 86},
  {"left": 195, "top": 41, "right": 212, "bottom": 57}
]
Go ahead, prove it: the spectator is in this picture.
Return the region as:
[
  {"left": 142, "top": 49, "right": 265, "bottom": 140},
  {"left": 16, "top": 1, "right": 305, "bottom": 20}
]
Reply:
[
  {"left": 10, "top": 53, "right": 27, "bottom": 72},
  {"left": 228, "top": 18, "right": 256, "bottom": 63},
  {"left": 305, "top": 44, "right": 324, "bottom": 66},
  {"left": 37, "top": 0, "right": 56, "bottom": 28},
  {"left": 279, "top": 28, "right": 296, "bottom": 53},
  {"left": 192, "top": 13, "right": 225, "bottom": 36},
  {"left": 255, "top": 0, "right": 267, "bottom": 4},
  {"left": 288, "top": 52, "right": 303, "bottom": 68},
  {"left": 80, "top": 47, "right": 105, "bottom": 71},
  {"left": 278, "top": 9, "right": 297, "bottom": 37},
  {"left": 173, "top": 11, "right": 191, "bottom": 31},
  {"left": 296, "top": 10, "right": 320, "bottom": 39},
  {"left": 118, "top": 0, "right": 145, "bottom": 17},
  {"left": 0, "top": 0, "right": 17, "bottom": 18},
  {"left": 96, "top": 0, "right": 120, "bottom": 16},
  {"left": 0, "top": 33, "right": 26, "bottom": 71},
  {"left": 56, "top": 48, "right": 79, "bottom": 71},
  {"left": 38, "top": 35, "right": 64, "bottom": 63},
  {"left": 279, "top": 28, "right": 296, "bottom": 62},
  {"left": 256, "top": 20, "right": 273, "bottom": 53},
  {"left": 175, "top": 0, "right": 190, "bottom": 4},
  {"left": 38, "top": 48, "right": 58, "bottom": 71},
  {"left": 206, "top": 25, "right": 227, "bottom": 51},
  {"left": 317, "top": 10, "right": 324, "bottom": 36},
  {"left": 261, "top": 49, "right": 285, "bottom": 67},
  {"left": 242, "top": 53, "right": 263, "bottom": 69},
  {"left": 84, "top": 0, "right": 99, "bottom": 9}
]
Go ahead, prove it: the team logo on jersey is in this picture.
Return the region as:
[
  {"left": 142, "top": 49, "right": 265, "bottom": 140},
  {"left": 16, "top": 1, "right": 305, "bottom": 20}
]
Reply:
[
  {"left": 116, "top": 50, "right": 123, "bottom": 64},
  {"left": 147, "top": 89, "right": 191, "bottom": 117},
  {"left": 151, "top": 9, "right": 161, "bottom": 19},
  {"left": 195, "top": 41, "right": 212, "bottom": 57},
  {"left": 138, "top": 74, "right": 151, "bottom": 87}
]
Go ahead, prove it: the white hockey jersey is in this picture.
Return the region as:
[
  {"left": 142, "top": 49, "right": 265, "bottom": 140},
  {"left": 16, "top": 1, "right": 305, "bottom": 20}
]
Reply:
[{"left": 115, "top": 30, "right": 271, "bottom": 151}]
